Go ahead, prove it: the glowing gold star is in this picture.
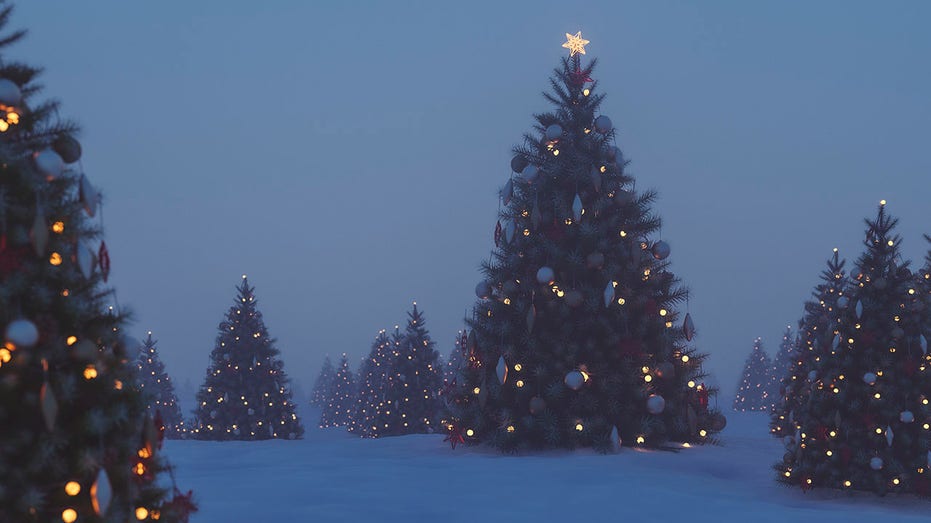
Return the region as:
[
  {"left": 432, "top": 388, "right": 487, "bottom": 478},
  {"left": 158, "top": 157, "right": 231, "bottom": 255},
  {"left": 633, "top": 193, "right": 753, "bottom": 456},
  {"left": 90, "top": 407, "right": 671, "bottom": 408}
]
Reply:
[{"left": 562, "top": 31, "right": 590, "bottom": 56}]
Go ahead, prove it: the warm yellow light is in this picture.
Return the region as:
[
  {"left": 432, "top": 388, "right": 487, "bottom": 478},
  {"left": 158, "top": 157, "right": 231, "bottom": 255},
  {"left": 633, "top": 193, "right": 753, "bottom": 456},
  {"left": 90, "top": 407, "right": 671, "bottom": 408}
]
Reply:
[
  {"left": 516, "top": 380, "right": 524, "bottom": 388},
  {"left": 826, "top": 450, "right": 833, "bottom": 456},
  {"left": 583, "top": 88, "right": 590, "bottom": 96},
  {"left": 62, "top": 509, "right": 77, "bottom": 523},
  {"left": 681, "top": 355, "right": 690, "bottom": 363},
  {"left": 575, "top": 423, "right": 583, "bottom": 431},
  {"left": 49, "top": 252, "right": 63, "bottom": 266},
  {"left": 893, "top": 478, "right": 900, "bottom": 485},
  {"left": 784, "top": 471, "right": 791, "bottom": 478},
  {"left": 887, "top": 240, "right": 894, "bottom": 246},
  {"left": 138, "top": 447, "right": 152, "bottom": 459},
  {"left": 619, "top": 230, "right": 627, "bottom": 237},
  {"left": 829, "top": 430, "right": 837, "bottom": 437},
  {"left": 473, "top": 387, "right": 481, "bottom": 395},
  {"left": 0, "top": 347, "right": 10, "bottom": 364},
  {"left": 556, "top": 289, "right": 565, "bottom": 297},
  {"left": 552, "top": 149, "right": 559, "bottom": 156},
  {"left": 875, "top": 427, "right": 883, "bottom": 434},
  {"left": 62, "top": 289, "right": 69, "bottom": 297},
  {"left": 599, "top": 165, "right": 607, "bottom": 173},
  {"left": 844, "top": 480, "right": 851, "bottom": 487},
  {"left": 699, "top": 429, "right": 707, "bottom": 437},
  {"left": 52, "top": 221, "right": 65, "bottom": 233},
  {"left": 636, "top": 435, "right": 645, "bottom": 444},
  {"left": 641, "top": 366, "right": 650, "bottom": 374},
  {"left": 688, "top": 380, "right": 696, "bottom": 388},
  {"left": 135, "top": 507, "right": 149, "bottom": 520},
  {"left": 805, "top": 478, "right": 812, "bottom": 485},
  {"left": 880, "top": 199, "right": 886, "bottom": 205},
  {"left": 133, "top": 462, "right": 145, "bottom": 475},
  {"left": 466, "top": 429, "right": 475, "bottom": 437},
  {"left": 659, "top": 309, "right": 668, "bottom": 316},
  {"left": 562, "top": 31, "right": 590, "bottom": 56},
  {"left": 617, "top": 297, "right": 626, "bottom": 305},
  {"left": 923, "top": 398, "right": 929, "bottom": 405},
  {"left": 514, "top": 363, "right": 522, "bottom": 371},
  {"left": 644, "top": 375, "right": 653, "bottom": 383},
  {"left": 83, "top": 365, "right": 98, "bottom": 380},
  {"left": 66, "top": 336, "right": 77, "bottom": 346},
  {"left": 114, "top": 380, "right": 123, "bottom": 390},
  {"left": 832, "top": 388, "right": 839, "bottom": 394},
  {"left": 874, "top": 393, "right": 881, "bottom": 399},
  {"left": 64, "top": 481, "right": 81, "bottom": 496},
  {"left": 506, "top": 425, "right": 515, "bottom": 433},
  {"left": 581, "top": 370, "right": 590, "bottom": 382}
]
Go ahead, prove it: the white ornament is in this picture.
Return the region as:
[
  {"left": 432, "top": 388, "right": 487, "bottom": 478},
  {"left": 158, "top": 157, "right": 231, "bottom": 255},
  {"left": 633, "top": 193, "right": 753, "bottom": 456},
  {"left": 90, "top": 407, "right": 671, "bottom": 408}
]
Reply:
[
  {"left": 863, "top": 372, "right": 877, "bottom": 385},
  {"left": 855, "top": 300, "right": 864, "bottom": 319},
  {"left": 496, "top": 356, "right": 508, "bottom": 384},
  {"left": 646, "top": 394, "right": 666, "bottom": 415},
  {"left": 0, "top": 78, "right": 22, "bottom": 107},
  {"left": 920, "top": 334, "right": 928, "bottom": 354},
  {"left": 521, "top": 165, "right": 540, "bottom": 184},
  {"left": 475, "top": 281, "right": 492, "bottom": 300},
  {"left": 536, "top": 266, "right": 555, "bottom": 285},
  {"left": 886, "top": 426, "right": 894, "bottom": 446},
  {"left": 603, "top": 281, "right": 614, "bottom": 308},
  {"left": 900, "top": 411, "right": 915, "bottom": 424},
  {"left": 593, "top": 115, "right": 613, "bottom": 134},
  {"left": 572, "top": 193, "right": 583, "bottom": 222},
  {"left": 505, "top": 220, "right": 517, "bottom": 245},
  {"left": 80, "top": 175, "right": 99, "bottom": 217},
  {"left": 91, "top": 468, "right": 113, "bottom": 515},
  {"left": 5, "top": 318, "right": 39, "bottom": 348},
  {"left": 651, "top": 241, "right": 670, "bottom": 260},
  {"left": 545, "top": 124, "right": 563, "bottom": 141},
  {"left": 77, "top": 241, "right": 97, "bottom": 279},
  {"left": 564, "top": 370, "right": 585, "bottom": 391},
  {"left": 34, "top": 149, "right": 65, "bottom": 180},
  {"left": 610, "top": 425, "right": 622, "bottom": 452},
  {"left": 832, "top": 334, "right": 841, "bottom": 351},
  {"left": 870, "top": 456, "right": 883, "bottom": 470}
]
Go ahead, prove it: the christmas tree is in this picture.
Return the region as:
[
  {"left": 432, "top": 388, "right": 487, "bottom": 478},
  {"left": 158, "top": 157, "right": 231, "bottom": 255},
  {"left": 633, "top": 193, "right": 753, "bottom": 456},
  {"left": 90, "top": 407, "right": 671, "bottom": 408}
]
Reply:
[
  {"left": 778, "top": 203, "right": 931, "bottom": 496},
  {"left": 191, "top": 276, "right": 304, "bottom": 440},
  {"left": 771, "top": 325, "right": 794, "bottom": 397},
  {"left": 0, "top": 3, "right": 194, "bottom": 520},
  {"left": 319, "top": 353, "right": 354, "bottom": 428},
  {"left": 310, "top": 355, "right": 335, "bottom": 409},
  {"left": 732, "top": 338, "right": 776, "bottom": 412},
  {"left": 446, "top": 34, "right": 724, "bottom": 452},
  {"left": 770, "top": 250, "right": 846, "bottom": 437},
  {"left": 348, "top": 330, "right": 391, "bottom": 436},
  {"left": 135, "top": 331, "right": 185, "bottom": 438}
]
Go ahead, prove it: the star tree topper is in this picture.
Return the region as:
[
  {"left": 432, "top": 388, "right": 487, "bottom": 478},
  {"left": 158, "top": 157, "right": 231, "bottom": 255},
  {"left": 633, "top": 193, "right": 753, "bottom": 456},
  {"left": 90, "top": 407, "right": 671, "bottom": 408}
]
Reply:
[{"left": 562, "top": 31, "right": 590, "bottom": 56}]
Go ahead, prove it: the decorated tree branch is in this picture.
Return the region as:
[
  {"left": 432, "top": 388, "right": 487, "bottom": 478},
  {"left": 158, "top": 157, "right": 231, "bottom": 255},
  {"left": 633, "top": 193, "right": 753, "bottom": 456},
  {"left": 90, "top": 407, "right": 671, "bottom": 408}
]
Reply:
[
  {"left": 320, "top": 353, "right": 354, "bottom": 428},
  {"left": 348, "top": 330, "right": 391, "bottom": 436},
  {"left": 310, "top": 355, "right": 335, "bottom": 410},
  {"left": 733, "top": 337, "right": 776, "bottom": 412},
  {"left": 135, "top": 331, "right": 185, "bottom": 438}
]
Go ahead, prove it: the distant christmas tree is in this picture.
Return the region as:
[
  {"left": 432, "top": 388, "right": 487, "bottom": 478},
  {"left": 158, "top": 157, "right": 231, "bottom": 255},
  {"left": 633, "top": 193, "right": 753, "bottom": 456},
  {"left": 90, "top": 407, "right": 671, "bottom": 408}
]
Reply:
[
  {"left": 447, "top": 38, "right": 724, "bottom": 452},
  {"left": 372, "top": 303, "right": 443, "bottom": 436},
  {"left": 320, "top": 353, "right": 354, "bottom": 428},
  {"left": 349, "top": 330, "right": 391, "bottom": 436},
  {"left": 733, "top": 338, "right": 775, "bottom": 412},
  {"left": 770, "top": 250, "right": 846, "bottom": 437},
  {"left": 0, "top": 3, "right": 194, "bottom": 520},
  {"left": 191, "top": 276, "right": 304, "bottom": 440},
  {"left": 310, "top": 356, "right": 335, "bottom": 409},
  {"left": 778, "top": 203, "right": 931, "bottom": 497},
  {"left": 771, "top": 326, "right": 794, "bottom": 396},
  {"left": 136, "top": 331, "right": 185, "bottom": 438}
]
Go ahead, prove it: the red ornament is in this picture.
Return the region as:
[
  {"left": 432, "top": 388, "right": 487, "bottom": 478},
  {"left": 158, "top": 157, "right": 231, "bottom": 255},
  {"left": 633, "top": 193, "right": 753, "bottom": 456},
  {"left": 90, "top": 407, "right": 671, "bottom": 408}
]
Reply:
[
  {"left": 696, "top": 384, "right": 709, "bottom": 409},
  {"left": 494, "top": 221, "right": 503, "bottom": 247},
  {"left": 569, "top": 64, "right": 592, "bottom": 87},
  {"left": 98, "top": 241, "right": 111, "bottom": 282},
  {"left": 444, "top": 423, "right": 466, "bottom": 450}
]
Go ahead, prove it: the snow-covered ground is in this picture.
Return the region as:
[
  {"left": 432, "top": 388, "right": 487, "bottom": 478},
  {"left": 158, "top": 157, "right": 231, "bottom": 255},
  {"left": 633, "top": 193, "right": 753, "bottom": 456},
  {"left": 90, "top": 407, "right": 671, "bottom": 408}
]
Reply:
[{"left": 167, "top": 412, "right": 930, "bottom": 522}]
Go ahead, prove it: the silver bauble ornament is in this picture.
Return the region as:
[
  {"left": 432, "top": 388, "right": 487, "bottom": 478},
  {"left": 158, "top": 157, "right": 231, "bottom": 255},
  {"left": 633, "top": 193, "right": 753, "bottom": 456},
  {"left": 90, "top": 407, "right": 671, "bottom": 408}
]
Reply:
[
  {"left": 34, "top": 149, "right": 65, "bottom": 180},
  {"left": 521, "top": 165, "right": 540, "bottom": 184},
  {"left": 870, "top": 456, "right": 883, "bottom": 470},
  {"left": 900, "top": 411, "right": 915, "bottom": 423},
  {"left": 646, "top": 394, "right": 666, "bottom": 415},
  {"left": 863, "top": 372, "right": 877, "bottom": 385},
  {"left": 564, "top": 370, "right": 585, "bottom": 391},
  {"left": 651, "top": 241, "right": 670, "bottom": 260},
  {"left": 836, "top": 296, "right": 849, "bottom": 308},
  {"left": 593, "top": 115, "right": 613, "bottom": 134},
  {"left": 544, "top": 124, "right": 563, "bottom": 141},
  {"left": 5, "top": 318, "right": 39, "bottom": 348},
  {"left": 0, "top": 78, "right": 22, "bottom": 107},
  {"left": 475, "top": 281, "right": 493, "bottom": 300},
  {"left": 536, "top": 266, "right": 555, "bottom": 285},
  {"left": 53, "top": 135, "right": 82, "bottom": 164},
  {"left": 529, "top": 396, "right": 546, "bottom": 414},
  {"left": 510, "top": 154, "right": 528, "bottom": 173}
]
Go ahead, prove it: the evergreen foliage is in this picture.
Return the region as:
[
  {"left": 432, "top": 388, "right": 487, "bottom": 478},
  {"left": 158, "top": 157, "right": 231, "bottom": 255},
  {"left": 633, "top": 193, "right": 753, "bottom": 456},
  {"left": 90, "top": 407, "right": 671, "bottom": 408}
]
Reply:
[
  {"left": 191, "top": 276, "right": 303, "bottom": 440},
  {"left": 348, "top": 330, "right": 391, "bottom": 436},
  {"left": 320, "top": 353, "right": 354, "bottom": 428},
  {"left": 447, "top": 55, "right": 723, "bottom": 452},
  {"left": 136, "top": 331, "right": 185, "bottom": 438},
  {"left": 310, "top": 355, "right": 335, "bottom": 409},
  {"left": 733, "top": 338, "right": 776, "bottom": 412}
]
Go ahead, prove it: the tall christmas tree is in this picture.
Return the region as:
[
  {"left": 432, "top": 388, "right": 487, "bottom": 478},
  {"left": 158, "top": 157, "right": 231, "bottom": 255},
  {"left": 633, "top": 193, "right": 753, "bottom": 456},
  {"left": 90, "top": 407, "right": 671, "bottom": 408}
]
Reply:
[
  {"left": 135, "top": 331, "right": 185, "bottom": 438},
  {"left": 371, "top": 303, "right": 442, "bottom": 436},
  {"left": 447, "top": 34, "right": 724, "bottom": 452},
  {"left": 771, "top": 325, "right": 794, "bottom": 397},
  {"left": 348, "top": 330, "right": 391, "bottom": 436},
  {"left": 770, "top": 250, "right": 846, "bottom": 437},
  {"left": 310, "top": 355, "right": 335, "bottom": 409},
  {"left": 778, "top": 203, "right": 931, "bottom": 496},
  {"left": 0, "top": 3, "right": 194, "bottom": 520},
  {"left": 319, "top": 353, "right": 354, "bottom": 428},
  {"left": 191, "top": 276, "right": 304, "bottom": 440},
  {"left": 733, "top": 338, "right": 776, "bottom": 412}
]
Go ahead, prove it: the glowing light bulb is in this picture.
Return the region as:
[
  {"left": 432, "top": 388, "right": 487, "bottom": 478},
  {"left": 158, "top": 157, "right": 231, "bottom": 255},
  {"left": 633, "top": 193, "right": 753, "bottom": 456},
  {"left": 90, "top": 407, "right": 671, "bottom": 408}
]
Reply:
[
  {"left": 50, "top": 252, "right": 63, "bottom": 266},
  {"left": 62, "top": 509, "right": 77, "bottom": 523},
  {"left": 83, "top": 366, "right": 98, "bottom": 380},
  {"left": 64, "top": 481, "right": 81, "bottom": 496},
  {"left": 136, "top": 507, "right": 149, "bottom": 520},
  {"left": 575, "top": 423, "right": 583, "bottom": 431},
  {"left": 466, "top": 429, "right": 474, "bottom": 437},
  {"left": 52, "top": 221, "right": 65, "bottom": 233}
]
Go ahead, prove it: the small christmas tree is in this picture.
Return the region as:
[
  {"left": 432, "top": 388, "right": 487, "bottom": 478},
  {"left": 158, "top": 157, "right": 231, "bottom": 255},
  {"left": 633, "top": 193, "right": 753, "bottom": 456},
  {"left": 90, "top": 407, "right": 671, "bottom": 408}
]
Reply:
[
  {"left": 778, "top": 203, "right": 931, "bottom": 496},
  {"left": 0, "top": 3, "right": 194, "bottom": 520},
  {"left": 771, "top": 325, "right": 794, "bottom": 397},
  {"left": 349, "top": 330, "right": 391, "bottom": 436},
  {"left": 310, "top": 355, "right": 335, "bottom": 409},
  {"left": 770, "top": 250, "right": 846, "bottom": 437},
  {"left": 320, "top": 353, "right": 354, "bottom": 428},
  {"left": 733, "top": 338, "right": 776, "bottom": 412},
  {"left": 448, "top": 35, "right": 724, "bottom": 452},
  {"left": 191, "top": 276, "right": 304, "bottom": 440},
  {"left": 136, "top": 331, "right": 185, "bottom": 438},
  {"left": 371, "top": 304, "right": 443, "bottom": 436}
]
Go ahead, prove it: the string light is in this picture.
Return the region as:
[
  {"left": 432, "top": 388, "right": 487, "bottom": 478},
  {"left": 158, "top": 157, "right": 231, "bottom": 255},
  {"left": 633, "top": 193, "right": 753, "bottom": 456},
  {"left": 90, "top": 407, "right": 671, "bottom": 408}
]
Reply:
[
  {"left": 64, "top": 481, "right": 81, "bottom": 496},
  {"left": 62, "top": 509, "right": 77, "bottom": 523}
]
